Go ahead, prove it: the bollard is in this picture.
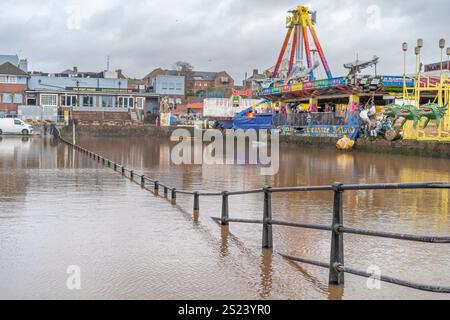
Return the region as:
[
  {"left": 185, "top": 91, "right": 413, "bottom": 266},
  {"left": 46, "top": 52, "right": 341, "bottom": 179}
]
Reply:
[
  {"left": 141, "top": 175, "right": 145, "bottom": 187},
  {"left": 108, "top": 160, "right": 111, "bottom": 168},
  {"left": 329, "top": 182, "right": 345, "bottom": 285},
  {"left": 262, "top": 187, "right": 273, "bottom": 249},
  {"left": 154, "top": 181, "right": 159, "bottom": 194},
  {"left": 221, "top": 191, "right": 229, "bottom": 226},
  {"left": 130, "top": 171, "right": 134, "bottom": 179},
  {"left": 171, "top": 188, "right": 177, "bottom": 205},
  {"left": 164, "top": 187, "right": 168, "bottom": 198},
  {"left": 121, "top": 167, "right": 125, "bottom": 175},
  {"left": 193, "top": 192, "right": 200, "bottom": 212},
  {"left": 114, "top": 163, "right": 117, "bottom": 171}
]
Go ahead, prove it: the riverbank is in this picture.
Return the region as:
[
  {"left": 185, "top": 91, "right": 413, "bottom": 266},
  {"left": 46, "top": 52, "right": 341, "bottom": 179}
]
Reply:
[
  {"left": 60, "top": 125, "right": 450, "bottom": 159},
  {"left": 280, "top": 135, "right": 450, "bottom": 158}
]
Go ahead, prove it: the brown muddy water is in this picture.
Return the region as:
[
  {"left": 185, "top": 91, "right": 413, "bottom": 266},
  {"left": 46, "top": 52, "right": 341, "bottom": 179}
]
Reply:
[{"left": 0, "top": 135, "right": 449, "bottom": 300}]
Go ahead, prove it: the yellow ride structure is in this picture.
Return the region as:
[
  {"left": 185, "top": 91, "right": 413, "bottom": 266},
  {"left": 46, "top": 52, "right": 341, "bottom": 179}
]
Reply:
[{"left": 401, "top": 73, "right": 450, "bottom": 141}]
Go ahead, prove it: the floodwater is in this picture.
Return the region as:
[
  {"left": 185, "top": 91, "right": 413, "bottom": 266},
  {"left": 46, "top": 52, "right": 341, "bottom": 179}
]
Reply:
[{"left": 0, "top": 135, "right": 449, "bottom": 300}]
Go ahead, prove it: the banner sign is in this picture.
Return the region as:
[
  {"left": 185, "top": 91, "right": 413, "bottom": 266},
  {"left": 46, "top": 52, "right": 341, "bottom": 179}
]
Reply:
[
  {"left": 381, "top": 76, "right": 414, "bottom": 87},
  {"left": 282, "top": 85, "right": 291, "bottom": 93},
  {"left": 280, "top": 125, "right": 360, "bottom": 140},
  {"left": 231, "top": 88, "right": 253, "bottom": 97}
]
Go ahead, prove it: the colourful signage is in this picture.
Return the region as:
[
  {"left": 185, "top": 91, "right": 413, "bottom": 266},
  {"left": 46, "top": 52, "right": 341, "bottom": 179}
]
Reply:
[
  {"left": 291, "top": 83, "right": 303, "bottom": 91},
  {"left": 381, "top": 76, "right": 414, "bottom": 87},
  {"left": 282, "top": 85, "right": 291, "bottom": 93}
]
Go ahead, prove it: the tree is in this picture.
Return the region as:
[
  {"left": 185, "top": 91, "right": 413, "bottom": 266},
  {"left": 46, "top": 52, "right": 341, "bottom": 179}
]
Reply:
[
  {"left": 173, "top": 61, "right": 195, "bottom": 95},
  {"left": 173, "top": 61, "right": 194, "bottom": 74}
]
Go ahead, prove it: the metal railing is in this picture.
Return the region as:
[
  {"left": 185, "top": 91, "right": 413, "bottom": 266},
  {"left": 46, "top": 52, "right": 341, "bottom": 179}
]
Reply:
[{"left": 57, "top": 135, "right": 450, "bottom": 294}]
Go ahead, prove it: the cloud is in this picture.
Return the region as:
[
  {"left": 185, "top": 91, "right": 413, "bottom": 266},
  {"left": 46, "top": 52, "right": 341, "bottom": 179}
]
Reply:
[{"left": 0, "top": 0, "right": 448, "bottom": 82}]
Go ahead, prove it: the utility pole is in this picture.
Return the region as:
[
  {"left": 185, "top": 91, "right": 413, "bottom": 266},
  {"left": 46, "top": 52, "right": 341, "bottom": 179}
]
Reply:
[{"left": 72, "top": 121, "right": 76, "bottom": 145}]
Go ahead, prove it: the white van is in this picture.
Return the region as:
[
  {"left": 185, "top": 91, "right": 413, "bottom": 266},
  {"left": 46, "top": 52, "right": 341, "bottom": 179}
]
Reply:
[{"left": 0, "top": 118, "right": 33, "bottom": 135}]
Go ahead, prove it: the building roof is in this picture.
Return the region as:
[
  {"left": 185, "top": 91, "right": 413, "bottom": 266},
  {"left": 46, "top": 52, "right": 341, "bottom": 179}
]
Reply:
[
  {"left": 0, "top": 62, "right": 28, "bottom": 76},
  {"left": 0, "top": 55, "right": 19, "bottom": 66},
  {"left": 144, "top": 68, "right": 233, "bottom": 82},
  {"left": 192, "top": 71, "right": 217, "bottom": 81}
]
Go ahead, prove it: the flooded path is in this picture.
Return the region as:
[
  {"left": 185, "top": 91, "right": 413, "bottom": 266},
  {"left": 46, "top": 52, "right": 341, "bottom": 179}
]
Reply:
[{"left": 1, "top": 136, "right": 449, "bottom": 299}]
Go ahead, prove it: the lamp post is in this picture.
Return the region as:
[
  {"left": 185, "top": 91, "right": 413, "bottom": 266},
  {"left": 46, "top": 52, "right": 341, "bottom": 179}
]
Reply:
[
  {"left": 402, "top": 42, "right": 408, "bottom": 99},
  {"left": 415, "top": 47, "right": 420, "bottom": 74},
  {"left": 439, "top": 39, "right": 445, "bottom": 82},
  {"left": 447, "top": 47, "right": 450, "bottom": 73},
  {"left": 417, "top": 39, "right": 423, "bottom": 73}
]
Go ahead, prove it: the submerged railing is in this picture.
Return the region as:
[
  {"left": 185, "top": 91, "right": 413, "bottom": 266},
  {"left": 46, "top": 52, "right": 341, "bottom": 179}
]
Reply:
[{"left": 58, "top": 135, "right": 450, "bottom": 294}]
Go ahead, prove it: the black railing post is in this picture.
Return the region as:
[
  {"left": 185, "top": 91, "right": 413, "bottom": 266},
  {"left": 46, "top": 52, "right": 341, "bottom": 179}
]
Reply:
[
  {"left": 171, "top": 188, "right": 177, "bottom": 205},
  {"left": 154, "top": 181, "right": 159, "bottom": 194},
  {"left": 193, "top": 192, "right": 200, "bottom": 212},
  {"left": 221, "top": 191, "right": 229, "bottom": 226},
  {"left": 141, "top": 176, "right": 145, "bottom": 187},
  {"left": 114, "top": 163, "right": 117, "bottom": 171},
  {"left": 121, "top": 167, "right": 125, "bottom": 176},
  {"left": 262, "top": 186, "right": 273, "bottom": 249},
  {"left": 130, "top": 171, "right": 134, "bottom": 179},
  {"left": 329, "top": 182, "right": 345, "bottom": 285},
  {"left": 164, "top": 187, "right": 168, "bottom": 198}
]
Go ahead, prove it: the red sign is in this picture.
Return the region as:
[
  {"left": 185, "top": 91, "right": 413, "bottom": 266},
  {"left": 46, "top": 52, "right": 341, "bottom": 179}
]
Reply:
[{"left": 232, "top": 88, "right": 253, "bottom": 97}]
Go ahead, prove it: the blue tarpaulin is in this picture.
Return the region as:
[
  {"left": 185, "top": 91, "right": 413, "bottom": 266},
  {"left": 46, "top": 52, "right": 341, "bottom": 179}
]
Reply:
[{"left": 232, "top": 108, "right": 273, "bottom": 130}]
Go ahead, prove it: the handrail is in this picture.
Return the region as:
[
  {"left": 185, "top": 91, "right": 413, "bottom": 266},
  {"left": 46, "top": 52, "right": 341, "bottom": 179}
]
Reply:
[{"left": 58, "top": 136, "right": 450, "bottom": 295}]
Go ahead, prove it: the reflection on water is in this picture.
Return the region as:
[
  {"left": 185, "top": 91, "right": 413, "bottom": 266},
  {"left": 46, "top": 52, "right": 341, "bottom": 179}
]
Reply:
[{"left": 1, "top": 136, "right": 450, "bottom": 300}]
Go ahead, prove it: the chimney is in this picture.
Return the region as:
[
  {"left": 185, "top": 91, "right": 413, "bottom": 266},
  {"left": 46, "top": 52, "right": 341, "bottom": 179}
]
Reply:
[
  {"left": 253, "top": 69, "right": 258, "bottom": 76},
  {"left": 73, "top": 66, "right": 78, "bottom": 73}
]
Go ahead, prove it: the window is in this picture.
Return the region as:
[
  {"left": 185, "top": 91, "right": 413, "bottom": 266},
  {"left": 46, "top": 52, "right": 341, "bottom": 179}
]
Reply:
[
  {"left": 13, "top": 94, "right": 23, "bottom": 104},
  {"left": 119, "top": 97, "right": 133, "bottom": 109},
  {"left": 14, "top": 119, "right": 22, "bottom": 126},
  {"left": 27, "top": 94, "right": 37, "bottom": 106},
  {"left": 136, "top": 97, "right": 145, "bottom": 109},
  {"left": 82, "top": 96, "right": 94, "bottom": 107},
  {"left": 0, "top": 76, "right": 17, "bottom": 84},
  {"left": 169, "top": 83, "right": 175, "bottom": 90},
  {"left": 162, "top": 82, "right": 168, "bottom": 90},
  {"left": 101, "top": 96, "right": 114, "bottom": 108},
  {"left": 2, "top": 93, "right": 12, "bottom": 103},
  {"left": 40, "top": 94, "right": 57, "bottom": 107},
  {"left": 61, "top": 95, "right": 77, "bottom": 107},
  {"left": 8, "top": 76, "right": 17, "bottom": 84}
]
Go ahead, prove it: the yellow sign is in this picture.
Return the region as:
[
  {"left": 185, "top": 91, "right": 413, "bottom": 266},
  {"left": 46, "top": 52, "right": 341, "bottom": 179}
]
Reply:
[{"left": 291, "top": 83, "right": 303, "bottom": 92}]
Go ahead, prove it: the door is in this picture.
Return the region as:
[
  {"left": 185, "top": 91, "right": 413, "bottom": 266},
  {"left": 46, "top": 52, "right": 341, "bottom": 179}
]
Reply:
[{"left": 13, "top": 119, "right": 24, "bottom": 133}]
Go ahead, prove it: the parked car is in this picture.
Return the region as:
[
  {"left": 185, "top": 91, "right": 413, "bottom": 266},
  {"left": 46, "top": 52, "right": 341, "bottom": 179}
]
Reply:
[{"left": 0, "top": 118, "right": 34, "bottom": 135}]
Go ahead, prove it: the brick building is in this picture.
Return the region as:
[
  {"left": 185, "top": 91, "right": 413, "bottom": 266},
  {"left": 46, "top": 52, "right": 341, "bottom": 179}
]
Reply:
[
  {"left": 0, "top": 62, "right": 28, "bottom": 116},
  {"left": 143, "top": 68, "right": 235, "bottom": 101}
]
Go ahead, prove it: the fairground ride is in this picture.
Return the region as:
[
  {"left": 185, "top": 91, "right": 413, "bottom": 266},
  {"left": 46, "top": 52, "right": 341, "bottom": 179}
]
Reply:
[
  {"left": 399, "top": 73, "right": 450, "bottom": 141},
  {"left": 272, "top": 5, "right": 332, "bottom": 82}
]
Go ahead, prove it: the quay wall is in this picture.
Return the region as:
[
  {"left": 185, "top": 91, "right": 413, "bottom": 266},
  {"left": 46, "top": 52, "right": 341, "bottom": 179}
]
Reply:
[
  {"left": 60, "top": 125, "right": 450, "bottom": 159},
  {"left": 280, "top": 136, "right": 450, "bottom": 158}
]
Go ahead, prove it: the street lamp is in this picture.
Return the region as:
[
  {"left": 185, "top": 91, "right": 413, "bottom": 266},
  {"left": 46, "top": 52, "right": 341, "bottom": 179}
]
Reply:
[
  {"left": 439, "top": 38, "right": 445, "bottom": 81},
  {"left": 417, "top": 39, "right": 423, "bottom": 73},
  {"left": 402, "top": 42, "right": 408, "bottom": 99},
  {"left": 415, "top": 46, "right": 421, "bottom": 74},
  {"left": 447, "top": 47, "right": 450, "bottom": 74}
]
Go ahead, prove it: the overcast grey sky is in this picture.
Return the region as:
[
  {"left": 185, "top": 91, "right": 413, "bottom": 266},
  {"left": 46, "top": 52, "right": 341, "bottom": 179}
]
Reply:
[{"left": 0, "top": 0, "right": 448, "bottom": 82}]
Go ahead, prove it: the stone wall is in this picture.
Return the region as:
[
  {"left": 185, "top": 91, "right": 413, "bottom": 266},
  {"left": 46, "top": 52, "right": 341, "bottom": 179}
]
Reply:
[
  {"left": 280, "top": 135, "right": 450, "bottom": 158},
  {"left": 60, "top": 125, "right": 450, "bottom": 159},
  {"left": 61, "top": 125, "right": 181, "bottom": 139}
]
